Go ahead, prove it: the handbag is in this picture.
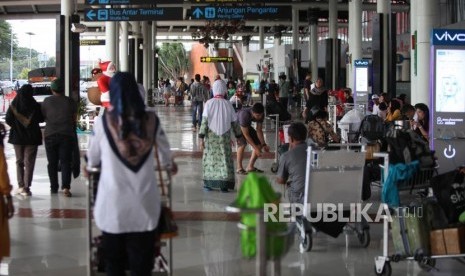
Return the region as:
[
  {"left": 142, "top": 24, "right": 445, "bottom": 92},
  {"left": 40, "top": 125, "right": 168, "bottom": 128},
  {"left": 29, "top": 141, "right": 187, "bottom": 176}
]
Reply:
[
  {"left": 431, "top": 168, "right": 465, "bottom": 224},
  {"left": 153, "top": 142, "right": 178, "bottom": 239}
]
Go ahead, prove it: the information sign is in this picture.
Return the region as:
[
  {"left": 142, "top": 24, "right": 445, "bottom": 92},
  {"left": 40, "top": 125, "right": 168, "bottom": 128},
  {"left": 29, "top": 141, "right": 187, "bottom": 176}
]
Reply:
[
  {"left": 201, "top": 57, "right": 234, "bottom": 63},
  {"left": 84, "top": 8, "right": 183, "bottom": 21},
  {"left": 85, "top": 0, "right": 182, "bottom": 5},
  {"left": 80, "top": 39, "right": 105, "bottom": 46},
  {"left": 191, "top": 6, "right": 291, "bottom": 20}
]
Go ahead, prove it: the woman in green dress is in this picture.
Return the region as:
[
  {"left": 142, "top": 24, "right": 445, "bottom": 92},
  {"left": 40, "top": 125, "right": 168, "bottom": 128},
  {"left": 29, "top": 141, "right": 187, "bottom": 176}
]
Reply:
[{"left": 199, "top": 79, "right": 243, "bottom": 192}]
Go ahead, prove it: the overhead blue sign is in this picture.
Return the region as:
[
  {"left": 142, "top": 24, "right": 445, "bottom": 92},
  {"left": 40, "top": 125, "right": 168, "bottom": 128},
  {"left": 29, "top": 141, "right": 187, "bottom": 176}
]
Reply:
[
  {"left": 191, "top": 6, "right": 292, "bottom": 20},
  {"left": 84, "top": 8, "right": 183, "bottom": 21},
  {"left": 354, "top": 59, "right": 369, "bottom": 67},
  {"left": 85, "top": 0, "right": 182, "bottom": 4},
  {"left": 431, "top": 29, "right": 465, "bottom": 46}
]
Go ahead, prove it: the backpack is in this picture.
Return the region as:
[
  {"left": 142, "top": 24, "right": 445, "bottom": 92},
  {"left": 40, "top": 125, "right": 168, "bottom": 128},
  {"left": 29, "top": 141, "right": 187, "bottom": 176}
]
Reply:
[
  {"left": 385, "top": 128, "right": 414, "bottom": 164},
  {"left": 408, "top": 130, "right": 435, "bottom": 168},
  {"left": 385, "top": 128, "right": 435, "bottom": 168},
  {"left": 358, "top": 114, "right": 385, "bottom": 142},
  {"left": 266, "top": 101, "right": 291, "bottom": 121}
]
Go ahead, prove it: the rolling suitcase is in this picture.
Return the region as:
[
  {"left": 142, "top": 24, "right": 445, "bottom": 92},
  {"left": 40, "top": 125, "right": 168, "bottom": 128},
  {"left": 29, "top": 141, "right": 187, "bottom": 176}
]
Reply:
[{"left": 391, "top": 207, "right": 430, "bottom": 257}]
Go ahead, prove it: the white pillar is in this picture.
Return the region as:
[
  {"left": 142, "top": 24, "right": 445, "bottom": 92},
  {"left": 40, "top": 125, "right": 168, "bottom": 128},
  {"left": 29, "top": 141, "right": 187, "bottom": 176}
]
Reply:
[
  {"left": 106, "top": 20, "right": 117, "bottom": 62},
  {"left": 417, "top": 0, "right": 439, "bottom": 105},
  {"left": 131, "top": 22, "right": 140, "bottom": 81},
  {"left": 274, "top": 34, "right": 281, "bottom": 81},
  {"left": 377, "top": 0, "right": 391, "bottom": 93},
  {"left": 60, "top": 0, "right": 72, "bottom": 96},
  {"left": 152, "top": 22, "right": 157, "bottom": 90},
  {"left": 120, "top": 21, "right": 129, "bottom": 71},
  {"left": 242, "top": 36, "right": 250, "bottom": 77},
  {"left": 348, "top": 0, "right": 363, "bottom": 91},
  {"left": 147, "top": 22, "right": 152, "bottom": 94},
  {"left": 141, "top": 21, "right": 148, "bottom": 90},
  {"left": 329, "top": 0, "right": 337, "bottom": 89},
  {"left": 259, "top": 26, "right": 265, "bottom": 50},
  {"left": 310, "top": 23, "right": 318, "bottom": 82},
  {"left": 410, "top": 0, "right": 418, "bottom": 104}
]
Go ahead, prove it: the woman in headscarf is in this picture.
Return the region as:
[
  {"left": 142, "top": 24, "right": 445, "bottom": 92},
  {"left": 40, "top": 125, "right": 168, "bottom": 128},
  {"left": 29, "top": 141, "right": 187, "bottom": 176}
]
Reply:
[
  {"left": 199, "top": 79, "right": 243, "bottom": 192},
  {"left": 86, "top": 72, "right": 178, "bottom": 275},
  {"left": 5, "top": 84, "right": 44, "bottom": 196}
]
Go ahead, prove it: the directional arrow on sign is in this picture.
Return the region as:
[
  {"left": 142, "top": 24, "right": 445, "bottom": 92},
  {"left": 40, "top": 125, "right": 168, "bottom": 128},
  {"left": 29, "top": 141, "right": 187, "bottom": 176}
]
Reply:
[
  {"left": 87, "top": 0, "right": 96, "bottom": 4},
  {"left": 86, "top": 10, "right": 96, "bottom": 21},
  {"left": 192, "top": 8, "right": 203, "bottom": 19}
]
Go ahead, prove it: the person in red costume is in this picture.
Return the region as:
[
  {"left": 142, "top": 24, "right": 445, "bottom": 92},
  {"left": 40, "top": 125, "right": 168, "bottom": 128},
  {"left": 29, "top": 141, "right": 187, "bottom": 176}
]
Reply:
[{"left": 97, "top": 60, "right": 116, "bottom": 108}]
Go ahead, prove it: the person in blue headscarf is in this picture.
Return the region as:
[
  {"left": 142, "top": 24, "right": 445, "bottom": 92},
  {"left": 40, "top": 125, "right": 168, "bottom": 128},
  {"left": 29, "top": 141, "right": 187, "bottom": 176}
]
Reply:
[{"left": 86, "top": 72, "right": 177, "bottom": 275}]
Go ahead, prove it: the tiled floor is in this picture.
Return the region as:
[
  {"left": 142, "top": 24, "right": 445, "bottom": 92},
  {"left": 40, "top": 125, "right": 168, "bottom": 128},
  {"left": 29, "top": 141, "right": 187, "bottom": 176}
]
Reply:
[{"left": 2, "top": 105, "right": 465, "bottom": 275}]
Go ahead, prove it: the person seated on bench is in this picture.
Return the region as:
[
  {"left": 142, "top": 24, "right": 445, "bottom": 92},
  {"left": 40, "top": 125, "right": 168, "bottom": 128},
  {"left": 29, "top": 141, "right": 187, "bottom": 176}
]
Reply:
[{"left": 307, "top": 109, "right": 340, "bottom": 148}]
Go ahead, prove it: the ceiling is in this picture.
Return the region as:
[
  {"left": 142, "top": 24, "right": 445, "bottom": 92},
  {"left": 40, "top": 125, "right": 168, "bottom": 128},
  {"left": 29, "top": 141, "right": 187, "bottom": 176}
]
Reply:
[{"left": 0, "top": 0, "right": 409, "bottom": 39}]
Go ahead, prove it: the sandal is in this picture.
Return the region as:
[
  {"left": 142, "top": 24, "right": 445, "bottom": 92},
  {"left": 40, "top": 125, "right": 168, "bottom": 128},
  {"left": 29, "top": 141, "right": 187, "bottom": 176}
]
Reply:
[
  {"left": 247, "top": 167, "right": 264, "bottom": 173},
  {"left": 63, "top": 189, "right": 72, "bottom": 197},
  {"left": 236, "top": 169, "right": 247, "bottom": 175}
]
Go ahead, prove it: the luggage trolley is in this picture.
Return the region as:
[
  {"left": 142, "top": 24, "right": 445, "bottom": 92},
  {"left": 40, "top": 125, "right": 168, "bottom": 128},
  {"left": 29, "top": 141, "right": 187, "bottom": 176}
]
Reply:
[
  {"left": 86, "top": 166, "right": 174, "bottom": 276},
  {"left": 298, "top": 145, "right": 370, "bottom": 252},
  {"left": 153, "top": 88, "right": 165, "bottom": 105},
  {"left": 372, "top": 153, "right": 465, "bottom": 276}
]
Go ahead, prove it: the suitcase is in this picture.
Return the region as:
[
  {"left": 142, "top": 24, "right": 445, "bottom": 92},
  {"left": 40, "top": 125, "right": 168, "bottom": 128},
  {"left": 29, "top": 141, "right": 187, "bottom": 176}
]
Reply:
[{"left": 391, "top": 207, "right": 431, "bottom": 257}]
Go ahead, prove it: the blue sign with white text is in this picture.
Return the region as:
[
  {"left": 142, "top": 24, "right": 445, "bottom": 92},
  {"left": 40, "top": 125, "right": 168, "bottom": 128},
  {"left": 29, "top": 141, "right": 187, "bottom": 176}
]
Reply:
[
  {"left": 85, "top": 0, "right": 182, "bottom": 4},
  {"left": 84, "top": 8, "right": 183, "bottom": 21},
  {"left": 354, "top": 59, "right": 369, "bottom": 67},
  {"left": 431, "top": 29, "right": 465, "bottom": 46},
  {"left": 191, "top": 6, "right": 291, "bottom": 20}
]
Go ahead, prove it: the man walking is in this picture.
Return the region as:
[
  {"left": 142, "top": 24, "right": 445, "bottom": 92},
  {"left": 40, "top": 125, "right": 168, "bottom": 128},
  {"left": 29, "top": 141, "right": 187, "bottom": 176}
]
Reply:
[
  {"left": 41, "top": 78, "right": 77, "bottom": 197},
  {"left": 190, "top": 74, "right": 209, "bottom": 131}
]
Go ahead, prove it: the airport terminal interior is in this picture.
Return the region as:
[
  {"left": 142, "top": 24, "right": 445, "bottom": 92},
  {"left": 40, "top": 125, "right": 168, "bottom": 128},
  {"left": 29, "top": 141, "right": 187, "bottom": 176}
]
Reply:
[{"left": 1, "top": 0, "right": 465, "bottom": 275}]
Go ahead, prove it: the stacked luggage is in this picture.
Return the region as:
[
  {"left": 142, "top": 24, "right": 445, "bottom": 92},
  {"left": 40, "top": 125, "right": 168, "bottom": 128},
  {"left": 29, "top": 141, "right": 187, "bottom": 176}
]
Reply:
[{"left": 375, "top": 167, "right": 465, "bottom": 276}]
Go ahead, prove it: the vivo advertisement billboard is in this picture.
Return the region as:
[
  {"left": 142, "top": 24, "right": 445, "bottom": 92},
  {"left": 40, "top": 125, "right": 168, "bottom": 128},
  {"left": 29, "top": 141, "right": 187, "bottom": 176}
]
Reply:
[{"left": 431, "top": 29, "right": 465, "bottom": 173}]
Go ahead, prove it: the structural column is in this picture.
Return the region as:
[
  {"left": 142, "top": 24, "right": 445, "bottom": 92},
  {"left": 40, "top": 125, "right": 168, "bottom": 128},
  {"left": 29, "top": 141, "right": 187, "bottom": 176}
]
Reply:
[
  {"left": 292, "top": 7, "right": 299, "bottom": 83},
  {"left": 228, "top": 41, "right": 234, "bottom": 78},
  {"left": 105, "top": 20, "right": 117, "bottom": 63},
  {"left": 410, "top": 0, "right": 418, "bottom": 104},
  {"left": 152, "top": 22, "right": 158, "bottom": 93},
  {"left": 141, "top": 21, "right": 149, "bottom": 91},
  {"left": 242, "top": 36, "right": 250, "bottom": 78},
  {"left": 120, "top": 21, "right": 129, "bottom": 71},
  {"left": 328, "top": 0, "right": 337, "bottom": 89},
  {"left": 273, "top": 32, "right": 281, "bottom": 81},
  {"left": 416, "top": 0, "right": 439, "bottom": 105},
  {"left": 60, "top": 0, "right": 72, "bottom": 96},
  {"left": 259, "top": 26, "right": 265, "bottom": 50},
  {"left": 377, "top": 0, "right": 390, "bottom": 92},
  {"left": 308, "top": 9, "right": 318, "bottom": 82},
  {"left": 131, "top": 22, "right": 140, "bottom": 82},
  {"left": 347, "top": 0, "right": 362, "bottom": 90}
]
